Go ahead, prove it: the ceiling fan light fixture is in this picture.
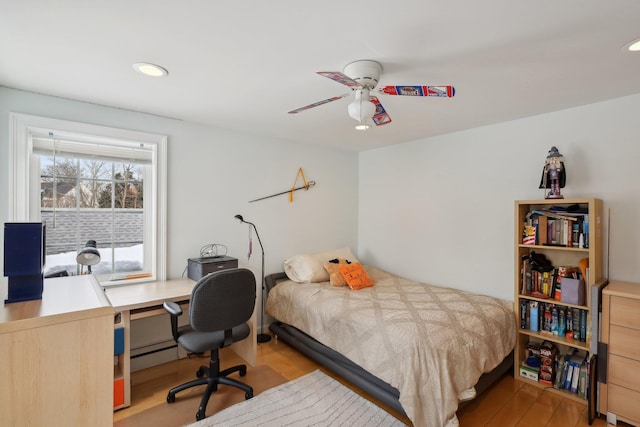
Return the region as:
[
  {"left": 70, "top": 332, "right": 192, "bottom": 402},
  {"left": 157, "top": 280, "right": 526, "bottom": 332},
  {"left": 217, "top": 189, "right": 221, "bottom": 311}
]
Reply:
[
  {"left": 347, "top": 99, "right": 376, "bottom": 121},
  {"left": 624, "top": 37, "right": 640, "bottom": 52},
  {"left": 348, "top": 89, "right": 376, "bottom": 126},
  {"left": 132, "top": 62, "right": 169, "bottom": 77}
]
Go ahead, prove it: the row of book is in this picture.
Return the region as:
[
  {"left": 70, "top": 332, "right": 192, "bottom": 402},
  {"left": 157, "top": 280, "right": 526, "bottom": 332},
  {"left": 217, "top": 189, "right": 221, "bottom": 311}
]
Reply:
[
  {"left": 522, "top": 209, "right": 590, "bottom": 248},
  {"left": 521, "top": 259, "right": 583, "bottom": 301},
  {"left": 554, "top": 349, "right": 591, "bottom": 398},
  {"left": 520, "top": 342, "right": 590, "bottom": 399},
  {"left": 519, "top": 299, "right": 588, "bottom": 342}
]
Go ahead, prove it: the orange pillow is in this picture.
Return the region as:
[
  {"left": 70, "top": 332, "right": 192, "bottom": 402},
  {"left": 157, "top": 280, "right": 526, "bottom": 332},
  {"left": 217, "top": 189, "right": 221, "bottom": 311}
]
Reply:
[{"left": 338, "top": 263, "right": 374, "bottom": 290}]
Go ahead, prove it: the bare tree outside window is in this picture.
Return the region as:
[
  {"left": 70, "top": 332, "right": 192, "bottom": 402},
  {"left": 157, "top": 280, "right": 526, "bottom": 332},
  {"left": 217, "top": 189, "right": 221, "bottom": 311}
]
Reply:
[{"left": 40, "top": 156, "right": 145, "bottom": 276}]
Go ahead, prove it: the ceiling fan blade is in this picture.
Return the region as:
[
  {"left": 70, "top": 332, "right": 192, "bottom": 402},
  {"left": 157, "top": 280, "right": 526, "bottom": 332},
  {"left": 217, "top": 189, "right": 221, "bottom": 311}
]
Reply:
[
  {"left": 379, "top": 85, "right": 455, "bottom": 97},
  {"left": 288, "top": 93, "right": 351, "bottom": 114},
  {"left": 317, "top": 71, "right": 363, "bottom": 88},
  {"left": 370, "top": 96, "right": 392, "bottom": 126}
]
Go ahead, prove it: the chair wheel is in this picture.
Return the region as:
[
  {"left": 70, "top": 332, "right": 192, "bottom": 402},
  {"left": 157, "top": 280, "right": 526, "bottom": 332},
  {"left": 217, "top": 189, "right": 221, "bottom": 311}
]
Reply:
[
  {"left": 167, "top": 393, "right": 176, "bottom": 403},
  {"left": 245, "top": 391, "right": 253, "bottom": 400},
  {"left": 239, "top": 366, "right": 247, "bottom": 376},
  {"left": 196, "top": 367, "right": 206, "bottom": 378}
]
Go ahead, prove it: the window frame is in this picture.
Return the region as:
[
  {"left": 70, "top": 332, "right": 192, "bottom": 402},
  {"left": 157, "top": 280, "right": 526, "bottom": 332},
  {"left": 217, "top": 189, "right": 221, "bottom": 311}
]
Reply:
[{"left": 8, "top": 113, "right": 167, "bottom": 284}]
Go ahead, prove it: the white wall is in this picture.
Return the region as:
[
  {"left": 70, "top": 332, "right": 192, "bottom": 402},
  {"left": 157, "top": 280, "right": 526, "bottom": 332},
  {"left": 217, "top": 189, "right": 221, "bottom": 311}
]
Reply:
[
  {"left": 358, "top": 94, "right": 640, "bottom": 300},
  {"left": 4, "top": 87, "right": 640, "bottom": 306},
  {"left": 0, "top": 87, "right": 359, "bottom": 299}
]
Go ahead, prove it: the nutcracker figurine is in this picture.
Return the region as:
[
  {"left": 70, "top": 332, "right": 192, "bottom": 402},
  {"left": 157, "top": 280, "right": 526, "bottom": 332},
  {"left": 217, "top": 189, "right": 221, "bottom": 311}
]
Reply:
[{"left": 539, "top": 146, "right": 566, "bottom": 199}]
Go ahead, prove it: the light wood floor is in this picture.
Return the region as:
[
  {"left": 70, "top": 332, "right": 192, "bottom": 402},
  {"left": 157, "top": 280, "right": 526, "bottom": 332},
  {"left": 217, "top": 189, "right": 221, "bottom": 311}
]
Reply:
[{"left": 115, "top": 333, "right": 612, "bottom": 426}]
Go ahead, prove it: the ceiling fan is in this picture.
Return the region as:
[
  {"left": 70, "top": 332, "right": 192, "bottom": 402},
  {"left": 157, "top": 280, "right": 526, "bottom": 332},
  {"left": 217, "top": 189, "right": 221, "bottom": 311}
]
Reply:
[{"left": 288, "top": 60, "right": 455, "bottom": 130}]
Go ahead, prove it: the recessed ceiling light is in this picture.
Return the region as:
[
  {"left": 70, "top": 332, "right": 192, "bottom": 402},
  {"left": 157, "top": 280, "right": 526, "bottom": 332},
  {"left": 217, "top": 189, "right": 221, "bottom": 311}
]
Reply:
[
  {"left": 623, "top": 37, "right": 640, "bottom": 52},
  {"left": 132, "top": 62, "right": 168, "bottom": 77}
]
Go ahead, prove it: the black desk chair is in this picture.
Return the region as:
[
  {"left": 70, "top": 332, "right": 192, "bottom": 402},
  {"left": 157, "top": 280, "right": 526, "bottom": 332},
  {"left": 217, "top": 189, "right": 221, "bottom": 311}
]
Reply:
[{"left": 163, "top": 268, "right": 256, "bottom": 421}]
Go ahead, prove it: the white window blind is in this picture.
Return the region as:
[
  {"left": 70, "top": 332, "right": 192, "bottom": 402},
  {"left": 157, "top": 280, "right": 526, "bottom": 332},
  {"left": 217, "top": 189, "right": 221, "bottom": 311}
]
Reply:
[{"left": 32, "top": 136, "right": 154, "bottom": 164}]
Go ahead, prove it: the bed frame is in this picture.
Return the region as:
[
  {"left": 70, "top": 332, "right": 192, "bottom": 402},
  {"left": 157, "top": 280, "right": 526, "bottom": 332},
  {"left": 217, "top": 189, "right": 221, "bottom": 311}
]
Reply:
[{"left": 265, "top": 272, "right": 514, "bottom": 416}]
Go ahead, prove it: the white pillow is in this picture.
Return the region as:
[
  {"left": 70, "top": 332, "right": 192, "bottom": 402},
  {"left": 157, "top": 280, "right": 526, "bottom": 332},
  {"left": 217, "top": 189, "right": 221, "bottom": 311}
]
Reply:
[{"left": 283, "top": 247, "right": 358, "bottom": 283}]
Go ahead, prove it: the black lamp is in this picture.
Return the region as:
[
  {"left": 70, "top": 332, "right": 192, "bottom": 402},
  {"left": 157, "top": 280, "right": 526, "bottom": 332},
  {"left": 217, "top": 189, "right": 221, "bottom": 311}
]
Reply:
[
  {"left": 234, "top": 214, "right": 271, "bottom": 343},
  {"left": 76, "top": 240, "right": 101, "bottom": 274}
]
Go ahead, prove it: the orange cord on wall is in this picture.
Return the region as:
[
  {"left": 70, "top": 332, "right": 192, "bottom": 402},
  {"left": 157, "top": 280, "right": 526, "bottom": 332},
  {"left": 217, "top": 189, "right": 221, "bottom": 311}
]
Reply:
[{"left": 290, "top": 167, "right": 310, "bottom": 202}]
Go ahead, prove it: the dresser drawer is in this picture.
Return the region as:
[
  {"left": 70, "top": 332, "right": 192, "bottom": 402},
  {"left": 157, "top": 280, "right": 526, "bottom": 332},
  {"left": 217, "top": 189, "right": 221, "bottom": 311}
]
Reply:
[
  {"left": 609, "top": 354, "right": 640, "bottom": 392},
  {"left": 609, "top": 383, "right": 640, "bottom": 424},
  {"left": 610, "top": 325, "right": 640, "bottom": 361},
  {"left": 610, "top": 296, "right": 640, "bottom": 330}
]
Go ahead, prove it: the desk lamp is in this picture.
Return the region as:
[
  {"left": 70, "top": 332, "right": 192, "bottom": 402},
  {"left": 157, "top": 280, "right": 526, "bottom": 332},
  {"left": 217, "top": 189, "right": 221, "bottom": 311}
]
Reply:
[
  {"left": 76, "top": 240, "right": 101, "bottom": 274},
  {"left": 234, "top": 214, "right": 271, "bottom": 343}
]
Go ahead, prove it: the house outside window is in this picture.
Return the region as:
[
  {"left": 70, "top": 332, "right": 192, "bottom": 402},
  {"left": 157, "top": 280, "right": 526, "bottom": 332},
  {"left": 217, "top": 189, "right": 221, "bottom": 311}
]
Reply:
[
  {"left": 8, "top": 113, "right": 167, "bottom": 285},
  {"left": 39, "top": 156, "right": 145, "bottom": 276}
]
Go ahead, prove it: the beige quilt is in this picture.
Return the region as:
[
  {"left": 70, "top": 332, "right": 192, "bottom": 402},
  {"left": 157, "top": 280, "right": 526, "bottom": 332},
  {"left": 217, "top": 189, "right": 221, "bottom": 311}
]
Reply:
[{"left": 266, "top": 267, "right": 515, "bottom": 427}]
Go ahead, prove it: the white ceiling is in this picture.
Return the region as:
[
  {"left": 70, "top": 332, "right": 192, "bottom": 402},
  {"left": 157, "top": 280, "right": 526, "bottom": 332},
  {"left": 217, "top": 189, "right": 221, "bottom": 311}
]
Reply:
[{"left": 2, "top": 1, "right": 640, "bottom": 152}]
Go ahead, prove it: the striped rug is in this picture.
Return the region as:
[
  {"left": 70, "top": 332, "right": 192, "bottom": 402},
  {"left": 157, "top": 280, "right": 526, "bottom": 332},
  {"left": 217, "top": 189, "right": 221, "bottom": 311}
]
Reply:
[{"left": 188, "top": 370, "right": 406, "bottom": 427}]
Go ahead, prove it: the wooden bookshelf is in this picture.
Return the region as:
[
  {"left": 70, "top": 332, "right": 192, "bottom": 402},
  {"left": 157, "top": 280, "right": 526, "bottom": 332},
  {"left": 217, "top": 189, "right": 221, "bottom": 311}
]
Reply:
[{"left": 514, "top": 198, "right": 603, "bottom": 408}]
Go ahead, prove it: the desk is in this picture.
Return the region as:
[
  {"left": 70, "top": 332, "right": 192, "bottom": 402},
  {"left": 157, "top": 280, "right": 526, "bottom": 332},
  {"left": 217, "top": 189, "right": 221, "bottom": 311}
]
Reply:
[
  {"left": 0, "top": 275, "right": 114, "bottom": 426},
  {"left": 105, "top": 278, "right": 257, "bottom": 409}
]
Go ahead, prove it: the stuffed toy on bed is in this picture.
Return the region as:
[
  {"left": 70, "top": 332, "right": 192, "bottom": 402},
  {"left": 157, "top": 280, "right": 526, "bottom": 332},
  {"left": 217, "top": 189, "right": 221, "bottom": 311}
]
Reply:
[{"left": 323, "top": 258, "right": 351, "bottom": 286}]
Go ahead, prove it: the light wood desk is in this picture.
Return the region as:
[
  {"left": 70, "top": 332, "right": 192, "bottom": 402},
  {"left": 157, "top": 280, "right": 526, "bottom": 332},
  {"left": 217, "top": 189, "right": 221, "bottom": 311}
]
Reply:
[
  {"left": 0, "top": 275, "right": 114, "bottom": 426},
  {"left": 105, "top": 278, "right": 257, "bottom": 409}
]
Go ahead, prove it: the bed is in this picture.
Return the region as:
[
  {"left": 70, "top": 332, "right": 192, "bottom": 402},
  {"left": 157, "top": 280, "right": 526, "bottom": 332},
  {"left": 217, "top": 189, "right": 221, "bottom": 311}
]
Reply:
[{"left": 265, "top": 260, "right": 516, "bottom": 427}]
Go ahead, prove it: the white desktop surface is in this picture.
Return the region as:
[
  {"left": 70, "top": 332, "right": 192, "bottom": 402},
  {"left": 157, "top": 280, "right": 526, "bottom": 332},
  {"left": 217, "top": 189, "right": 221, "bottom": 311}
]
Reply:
[
  {"left": 1, "top": 274, "right": 112, "bottom": 331},
  {"left": 104, "top": 278, "right": 196, "bottom": 311}
]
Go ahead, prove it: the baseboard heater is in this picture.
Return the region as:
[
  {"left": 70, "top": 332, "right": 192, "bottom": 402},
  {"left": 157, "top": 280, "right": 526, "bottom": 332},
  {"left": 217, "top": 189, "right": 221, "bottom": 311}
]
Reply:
[{"left": 130, "top": 340, "right": 179, "bottom": 372}]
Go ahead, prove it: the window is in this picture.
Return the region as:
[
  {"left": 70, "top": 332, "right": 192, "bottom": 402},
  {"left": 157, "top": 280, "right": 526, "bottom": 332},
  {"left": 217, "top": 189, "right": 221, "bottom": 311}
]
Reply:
[{"left": 9, "top": 113, "right": 167, "bottom": 284}]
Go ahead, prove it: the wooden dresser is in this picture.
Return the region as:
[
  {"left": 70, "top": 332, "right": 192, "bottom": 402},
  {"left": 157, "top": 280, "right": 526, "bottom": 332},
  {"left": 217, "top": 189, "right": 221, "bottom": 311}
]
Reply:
[
  {"left": 599, "top": 281, "right": 640, "bottom": 426},
  {"left": 0, "top": 275, "right": 114, "bottom": 426}
]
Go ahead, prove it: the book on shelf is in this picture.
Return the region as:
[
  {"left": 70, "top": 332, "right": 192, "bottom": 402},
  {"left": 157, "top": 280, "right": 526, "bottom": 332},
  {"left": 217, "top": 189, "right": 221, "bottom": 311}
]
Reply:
[
  {"left": 583, "top": 215, "right": 590, "bottom": 248},
  {"left": 556, "top": 350, "right": 589, "bottom": 398},
  {"left": 519, "top": 299, "right": 587, "bottom": 343},
  {"left": 569, "top": 360, "right": 581, "bottom": 393},
  {"left": 522, "top": 208, "right": 588, "bottom": 248},
  {"left": 563, "top": 358, "right": 575, "bottom": 390},
  {"left": 537, "top": 215, "right": 547, "bottom": 245},
  {"left": 547, "top": 204, "right": 588, "bottom": 215},
  {"left": 578, "top": 361, "right": 588, "bottom": 399},
  {"left": 521, "top": 258, "right": 531, "bottom": 294},
  {"left": 554, "top": 347, "right": 576, "bottom": 389},
  {"left": 520, "top": 259, "right": 583, "bottom": 301},
  {"left": 530, "top": 209, "right": 580, "bottom": 222},
  {"left": 539, "top": 341, "right": 557, "bottom": 387},
  {"left": 579, "top": 309, "right": 587, "bottom": 342}
]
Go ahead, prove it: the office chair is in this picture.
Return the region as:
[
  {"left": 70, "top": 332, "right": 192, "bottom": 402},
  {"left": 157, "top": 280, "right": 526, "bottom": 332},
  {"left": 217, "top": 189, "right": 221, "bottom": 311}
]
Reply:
[{"left": 163, "top": 268, "right": 256, "bottom": 421}]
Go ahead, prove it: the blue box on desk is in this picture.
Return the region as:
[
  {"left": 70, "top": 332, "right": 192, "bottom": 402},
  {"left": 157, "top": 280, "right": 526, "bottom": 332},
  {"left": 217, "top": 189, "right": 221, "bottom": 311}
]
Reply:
[{"left": 3, "top": 222, "right": 46, "bottom": 304}]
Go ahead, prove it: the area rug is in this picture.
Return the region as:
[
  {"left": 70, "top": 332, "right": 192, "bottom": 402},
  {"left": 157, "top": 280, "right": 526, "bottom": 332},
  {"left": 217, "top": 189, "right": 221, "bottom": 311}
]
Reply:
[
  {"left": 114, "top": 365, "right": 287, "bottom": 427},
  {"left": 188, "top": 370, "right": 406, "bottom": 427}
]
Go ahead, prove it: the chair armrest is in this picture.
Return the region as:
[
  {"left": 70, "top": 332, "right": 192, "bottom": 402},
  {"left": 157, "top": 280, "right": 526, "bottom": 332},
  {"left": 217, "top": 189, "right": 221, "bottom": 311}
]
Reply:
[
  {"left": 163, "top": 301, "right": 183, "bottom": 316},
  {"left": 163, "top": 301, "right": 183, "bottom": 341}
]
